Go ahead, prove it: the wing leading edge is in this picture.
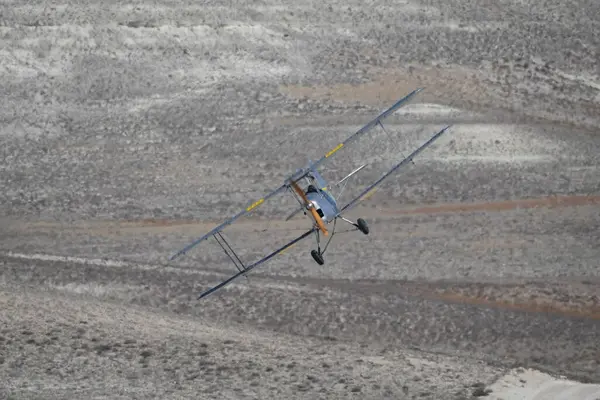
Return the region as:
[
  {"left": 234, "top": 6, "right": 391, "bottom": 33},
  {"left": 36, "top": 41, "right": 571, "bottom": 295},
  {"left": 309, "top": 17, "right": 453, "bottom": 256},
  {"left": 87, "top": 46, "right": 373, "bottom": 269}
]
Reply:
[
  {"left": 338, "top": 125, "right": 452, "bottom": 215},
  {"left": 311, "top": 87, "right": 425, "bottom": 170},
  {"left": 197, "top": 227, "right": 317, "bottom": 299},
  {"left": 168, "top": 184, "right": 288, "bottom": 261}
]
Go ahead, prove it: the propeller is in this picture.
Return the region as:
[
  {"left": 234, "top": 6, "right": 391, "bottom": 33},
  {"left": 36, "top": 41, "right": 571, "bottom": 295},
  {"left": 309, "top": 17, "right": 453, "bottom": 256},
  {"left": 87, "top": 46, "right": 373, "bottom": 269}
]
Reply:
[{"left": 290, "top": 180, "right": 328, "bottom": 236}]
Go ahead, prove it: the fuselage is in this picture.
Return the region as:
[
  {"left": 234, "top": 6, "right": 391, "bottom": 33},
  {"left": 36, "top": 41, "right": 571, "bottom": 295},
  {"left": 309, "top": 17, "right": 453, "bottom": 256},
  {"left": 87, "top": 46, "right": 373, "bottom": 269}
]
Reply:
[
  {"left": 306, "top": 189, "right": 338, "bottom": 223},
  {"left": 301, "top": 167, "right": 339, "bottom": 224}
]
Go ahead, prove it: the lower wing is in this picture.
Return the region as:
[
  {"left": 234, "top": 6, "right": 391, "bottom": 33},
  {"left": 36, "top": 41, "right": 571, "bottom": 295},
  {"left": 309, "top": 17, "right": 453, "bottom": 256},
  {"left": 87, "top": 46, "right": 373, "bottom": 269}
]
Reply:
[
  {"left": 197, "top": 227, "right": 317, "bottom": 299},
  {"left": 337, "top": 125, "right": 451, "bottom": 215}
]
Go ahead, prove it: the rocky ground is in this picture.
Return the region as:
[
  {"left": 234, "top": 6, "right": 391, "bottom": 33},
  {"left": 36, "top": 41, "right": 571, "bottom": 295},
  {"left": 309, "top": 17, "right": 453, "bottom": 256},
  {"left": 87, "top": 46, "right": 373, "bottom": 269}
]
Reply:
[{"left": 1, "top": 0, "right": 599, "bottom": 399}]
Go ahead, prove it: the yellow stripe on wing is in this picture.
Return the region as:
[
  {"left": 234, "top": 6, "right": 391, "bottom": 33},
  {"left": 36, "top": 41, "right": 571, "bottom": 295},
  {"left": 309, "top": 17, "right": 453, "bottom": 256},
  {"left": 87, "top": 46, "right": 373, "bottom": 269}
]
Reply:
[
  {"left": 279, "top": 242, "right": 298, "bottom": 256},
  {"left": 361, "top": 188, "right": 377, "bottom": 201},
  {"left": 325, "top": 143, "right": 343, "bottom": 158},
  {"left": 246, "top": 198, "right": 265, "bottom": 212}
]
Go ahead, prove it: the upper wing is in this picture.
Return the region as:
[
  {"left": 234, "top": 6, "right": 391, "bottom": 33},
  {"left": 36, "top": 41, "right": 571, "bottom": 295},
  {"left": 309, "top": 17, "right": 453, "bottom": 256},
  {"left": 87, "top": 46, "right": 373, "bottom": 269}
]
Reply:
[
  {"left": 197, "top": 227, "right": 317, "bottom": 299},
  {"left": 337, "top": 125, "right": 452, "bottom": 215},
  {"left": 169, "top": 166, "right": 314, "bottom": 261},
  {"left": 169, "top": 183, "right": 287, "bottom": 261},
  {"left": 310, "top": 88, "right": 425, "bottom": 170}
]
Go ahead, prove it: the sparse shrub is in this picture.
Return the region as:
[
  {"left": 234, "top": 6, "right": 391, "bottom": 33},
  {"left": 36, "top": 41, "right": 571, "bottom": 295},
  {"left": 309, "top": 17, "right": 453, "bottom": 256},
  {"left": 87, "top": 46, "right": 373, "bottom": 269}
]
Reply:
[
  {"left": 472, "top": 387, "right": 492, "bottom": 397},
  {"left": 140, "top": 349, "right": 153, "bottom": 358},
  {"left": 295, "top": 383, "right": 309, "bottom": 391},
  {"left": 94, "top": 343, "right": 111, "bottom": 354},
  {"left": 186, "top": 373, "right": 199, "bottom": 380},
  {"left": 215, "top": 365, "right": 229, "bottom": 374}
]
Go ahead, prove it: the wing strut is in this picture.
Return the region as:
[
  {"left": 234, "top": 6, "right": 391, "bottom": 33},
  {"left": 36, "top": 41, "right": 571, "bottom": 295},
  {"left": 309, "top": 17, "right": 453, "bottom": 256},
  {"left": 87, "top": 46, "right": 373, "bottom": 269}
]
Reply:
[
  {"left": 197, "top": 227, "right": 317, "bottom": 299},
  {"left": 213, "top": 232, "right": 247, "bottom": 276}
]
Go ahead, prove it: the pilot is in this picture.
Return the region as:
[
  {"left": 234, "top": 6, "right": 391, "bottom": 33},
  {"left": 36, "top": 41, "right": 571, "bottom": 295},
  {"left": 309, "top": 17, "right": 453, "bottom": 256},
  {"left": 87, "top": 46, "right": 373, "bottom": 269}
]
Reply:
[{"left": 306, "top": 185, "right": 318, "bottom": 194}]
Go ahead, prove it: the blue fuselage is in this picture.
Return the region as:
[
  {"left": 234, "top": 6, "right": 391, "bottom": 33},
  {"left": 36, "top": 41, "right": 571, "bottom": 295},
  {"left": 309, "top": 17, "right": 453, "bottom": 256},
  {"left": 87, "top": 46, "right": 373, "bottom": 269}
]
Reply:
[{"left": 306, "top": 190, "right": 339, "bottom": 223}]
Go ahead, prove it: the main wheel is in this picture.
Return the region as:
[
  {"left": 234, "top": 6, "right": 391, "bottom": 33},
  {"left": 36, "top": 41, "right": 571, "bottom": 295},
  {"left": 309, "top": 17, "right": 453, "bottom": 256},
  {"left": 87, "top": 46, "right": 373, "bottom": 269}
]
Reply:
[
  {"left": 356, "top": 218, "right": 369, "bottom": 235},
  {"left": 311, "top": 249, "right": 324, "bottom": 265}
]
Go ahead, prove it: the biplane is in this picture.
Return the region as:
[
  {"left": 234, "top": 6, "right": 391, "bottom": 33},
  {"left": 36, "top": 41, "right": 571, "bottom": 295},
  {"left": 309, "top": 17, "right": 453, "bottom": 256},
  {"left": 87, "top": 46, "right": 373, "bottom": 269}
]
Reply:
[{"left": 170, "top": 88, "right": 452, "bottom": 299}]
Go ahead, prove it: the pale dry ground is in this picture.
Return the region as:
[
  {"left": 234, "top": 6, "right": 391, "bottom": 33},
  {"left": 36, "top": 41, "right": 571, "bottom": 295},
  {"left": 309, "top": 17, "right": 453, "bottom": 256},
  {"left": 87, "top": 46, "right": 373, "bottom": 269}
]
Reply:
[
  {"left": 2, "top": 0, "right": 600, "bottom": 398},
  {"left": 1, "top": 286, "right": 504, "bottom": 400},
  {"left": 1, "top": 197, "right": 600, "bottom": 399},
  {"left": 486, "top": 368, "right": 600, "bottom": 400}
]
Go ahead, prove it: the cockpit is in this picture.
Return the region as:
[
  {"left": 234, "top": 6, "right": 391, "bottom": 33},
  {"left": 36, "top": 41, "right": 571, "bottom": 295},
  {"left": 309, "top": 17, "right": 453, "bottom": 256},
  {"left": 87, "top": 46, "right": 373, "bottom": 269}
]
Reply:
[
  {"left": 305, "top": 185, "right": 327, "bottom": 218},
  {"left": 306, "top": 185, "right": 318, "bottom": 194}
]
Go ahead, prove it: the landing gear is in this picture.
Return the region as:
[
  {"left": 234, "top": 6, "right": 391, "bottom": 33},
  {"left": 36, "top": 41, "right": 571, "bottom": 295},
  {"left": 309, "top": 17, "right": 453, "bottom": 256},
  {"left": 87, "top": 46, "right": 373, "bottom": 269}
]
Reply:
[
  {"left": 339, "top": 216, "right": 369, "bottom": 235},
  {"left": 309, "top": 217, "right": 370, "bottom": 265},
  {"left": 311, "top": 249, "right": 324, "bottom": 265},
  {"left": 356, "top": 218, "right": 369, "bottom": 235}
]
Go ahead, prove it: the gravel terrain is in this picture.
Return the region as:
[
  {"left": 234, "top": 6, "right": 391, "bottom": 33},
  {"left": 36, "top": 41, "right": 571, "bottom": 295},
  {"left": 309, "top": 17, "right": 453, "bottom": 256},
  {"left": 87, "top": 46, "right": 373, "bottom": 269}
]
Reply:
[{"left": 1, "top": 0, "right": 599, "bottom": 398}]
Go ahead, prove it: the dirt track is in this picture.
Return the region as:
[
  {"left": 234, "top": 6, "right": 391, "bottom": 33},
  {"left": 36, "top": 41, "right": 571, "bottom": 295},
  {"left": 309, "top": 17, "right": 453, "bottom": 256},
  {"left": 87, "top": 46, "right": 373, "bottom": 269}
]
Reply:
[
  {"left": 9, "top": 193, "right": 597, "bottom": 231},
  {"left": 381, "top": 194, "right": 600, "bottom": 216}
]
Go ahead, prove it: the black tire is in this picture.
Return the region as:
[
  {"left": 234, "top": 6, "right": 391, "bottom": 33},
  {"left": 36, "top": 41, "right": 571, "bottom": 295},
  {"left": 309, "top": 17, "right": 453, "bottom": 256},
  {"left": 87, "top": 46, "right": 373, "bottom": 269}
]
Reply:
[
  {"left": 357, "top": 218, "right": 369, "bottom": 235},
  {"left": 311, "top": 249, "right": 324, "bottom": 265}
]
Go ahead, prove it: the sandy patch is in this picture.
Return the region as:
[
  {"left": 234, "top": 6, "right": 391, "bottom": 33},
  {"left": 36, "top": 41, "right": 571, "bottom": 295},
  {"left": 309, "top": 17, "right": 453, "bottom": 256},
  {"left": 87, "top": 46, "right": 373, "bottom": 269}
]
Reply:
[
  {"left": 488, "top": 368, "right": 600, "bottom": 400},
  {"left": 280, "top": 65, "right": 490, "bottom": 106}
]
